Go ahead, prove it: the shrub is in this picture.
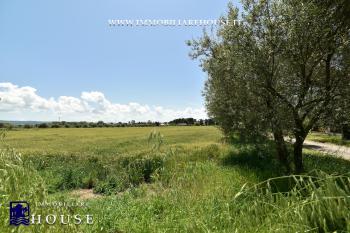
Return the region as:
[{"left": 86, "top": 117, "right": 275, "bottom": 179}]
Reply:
[
  {"left": 126, "top": 156, "right": 164, "bottom": 184},
  {"left": 93, "top": 155, "right": 165, "bottom": 195},
  {"left": 93, "top": 174, "right": 129, "bottom": 195}
]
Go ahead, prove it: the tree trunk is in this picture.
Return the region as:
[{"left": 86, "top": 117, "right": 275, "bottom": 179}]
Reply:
[
  {"left": 273, "top": 130, "right": 291, "bottom": 173},
  {"left": 293, "top": 136, "right": 304, "bottom": 174},
  {"left": 342, "top": 124, "right": 350, "bottom": 140},
  {"left": 265, "top": 96, "right": 290, "bottom": 172}
]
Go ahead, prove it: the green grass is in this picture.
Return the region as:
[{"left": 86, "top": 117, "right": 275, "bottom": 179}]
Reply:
[
  {"left": 308, "top": 132, "right": 350, "bottom": 147},
  {"left": 4, "top": 126, "right": 222, "bottom": 156},
  {"left": 1, "top": 127, "right": 350, "bottom": 232}
]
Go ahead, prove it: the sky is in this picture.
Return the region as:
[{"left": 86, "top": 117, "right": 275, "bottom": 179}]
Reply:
[{"left": 0, "top": 0, "right": 240, "bottom": 122}]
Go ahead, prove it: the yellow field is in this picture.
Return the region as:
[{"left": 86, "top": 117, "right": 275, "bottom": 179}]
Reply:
[{"left": 4, "top": 126, "right": 222, "bottom": 155}]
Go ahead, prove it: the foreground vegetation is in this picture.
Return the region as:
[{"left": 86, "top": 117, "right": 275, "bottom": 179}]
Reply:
[{"left": 1, "top": 127, "right": 350, "bottom": 232}]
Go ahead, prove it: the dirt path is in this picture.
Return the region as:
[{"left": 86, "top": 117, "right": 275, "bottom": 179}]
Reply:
[{"left": 303, "top": 139, "right": 350, "bottom": 160}]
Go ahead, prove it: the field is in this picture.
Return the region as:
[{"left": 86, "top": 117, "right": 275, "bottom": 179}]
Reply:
[
  {"left": 4, "top": 127, "right": 222, "bottom": 155},
  {"left": 1, "top": 126, "right": 350, "bottom": 232}
]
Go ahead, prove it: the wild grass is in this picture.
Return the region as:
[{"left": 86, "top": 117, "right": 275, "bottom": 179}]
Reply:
[
  {"left": 77, "top": 144, "right": 350, "bottom": 233},
  {"left": 231, "top": 171, "right": 350, "bottom": 232},
  {"left": 0, "top": 137, "right": 81, "bottom": 232},
  {"left": 308, "top": 132, "right": 350, "bottom": 147},
  {"left": 1, "top": 127, "right": 350, "bottom": 232}
]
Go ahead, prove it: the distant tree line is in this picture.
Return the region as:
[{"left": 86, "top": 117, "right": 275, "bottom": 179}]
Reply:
[
  {"left": 0, "top": 118, "right": 216, "bottom": 129},
  {"left": 0, "top": 123, "right": 14, "bottom": 130},
  {"left": 168, "top": 118, "right": 215, "bottom": 126}
]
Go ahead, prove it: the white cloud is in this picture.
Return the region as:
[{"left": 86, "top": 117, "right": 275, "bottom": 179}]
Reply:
[
  {"left": 0, "top": 83, "right": 54, "bottom": 111},
  {"left": 0, "top": 82, "right": 207, "bottom": 122}
]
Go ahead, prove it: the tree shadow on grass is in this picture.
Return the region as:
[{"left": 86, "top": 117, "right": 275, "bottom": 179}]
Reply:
[
  {"left": 304, "top": 152, "right": 350, "bottom": 175},
  {"left": 222, "top": 142, "right": 350, "bottom": 178},
  {"left": 221, "top": 144, "right": 284, "bottom": 181},
  {"left": 221, "top": 143, "right": 350, "bottom": 193}
]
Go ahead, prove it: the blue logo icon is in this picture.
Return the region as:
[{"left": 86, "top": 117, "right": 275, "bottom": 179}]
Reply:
[{"left": 9, "top": 201, "right": 30, "bottom": 226}]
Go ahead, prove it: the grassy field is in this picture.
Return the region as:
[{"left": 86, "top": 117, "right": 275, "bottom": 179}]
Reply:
[
  {"left": 1, "top": 126, "right": 350, "bottom": 232},
  {"left": 4, "top": 126, "right": 222, "bottom": 155}
]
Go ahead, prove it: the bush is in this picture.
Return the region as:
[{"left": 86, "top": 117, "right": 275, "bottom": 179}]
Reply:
[
  {"left": 25, "top": 151, "right": 165, "bottom": 195},
  {"left": 94, "top": 175, "right": 129, "bottom": 195},
  {"left": 125, "top": 156, "right": 164, "bottom": 184},
  {"left": 93, "top": 155, "right": 165, "bottom": 195}
]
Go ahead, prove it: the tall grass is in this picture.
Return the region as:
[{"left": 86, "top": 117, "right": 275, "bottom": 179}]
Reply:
[
  {"left": 1, "top": 129, "right": 350, "bottom": 232},
  {"left": 232, "top": 171, "right": 350, "bottom": 232},
  {"left": 0, "top": 132, "right": 79, "bottom": 232},
  {"left": 80, "top": 143, "right": 350, "bottom": 233}
]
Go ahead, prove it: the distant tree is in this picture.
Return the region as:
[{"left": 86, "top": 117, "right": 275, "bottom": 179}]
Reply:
[
  {"left": 0, "top": 123, "right": 14, "bottom": 129},
  {"left": 186, "top": 118, "right": 195, "bottom": 125},
  {"left": 88, "top": 122, "right": 96, "bottom": 128},
  {"left": 168, "top": 118, "right": 196, "bottom": 125},
  {"left": 38, "top": 123, "right": 48, "bottom": 128},
  {"left": 205, "top": 119, "right": 215, "bottom": 126}
]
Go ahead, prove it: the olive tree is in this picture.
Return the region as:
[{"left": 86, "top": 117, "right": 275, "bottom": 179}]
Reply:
[{"left": 189, "top": 0, "right": 350, "bottom": 173}]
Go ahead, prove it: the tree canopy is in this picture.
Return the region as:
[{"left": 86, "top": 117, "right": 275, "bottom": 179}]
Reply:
[{"left": 190, "top": 0, "right": 350, "bottom": 173}]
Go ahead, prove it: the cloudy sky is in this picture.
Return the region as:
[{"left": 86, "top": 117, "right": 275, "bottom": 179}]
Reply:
[
  {"left": 0, "top": 0, "right": 239, "bottom": 122},
  {"left": 0, "top": 82, "right": 206, "bottom": 122}
]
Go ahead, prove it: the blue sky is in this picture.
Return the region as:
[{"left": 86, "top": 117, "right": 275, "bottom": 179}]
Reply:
[{"left": 0, "top": 0, "right": 240, "bottom": 122}]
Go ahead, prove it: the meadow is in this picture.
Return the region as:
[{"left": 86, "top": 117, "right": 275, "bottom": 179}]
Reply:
[
  {"left": 4, "top": 126, "right": 222, "bottom": 155},
  {"left": 1, "top": 126, "right": 350, "bottom": 232}
]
